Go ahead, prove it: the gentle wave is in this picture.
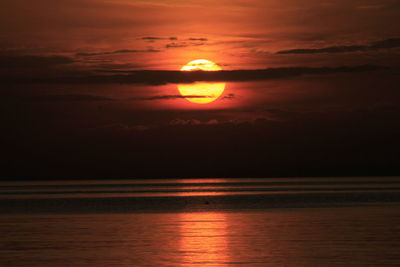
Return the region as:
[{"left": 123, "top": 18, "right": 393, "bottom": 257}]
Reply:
[{"left": 1, "top": 177, "right": 400, "bottom": 198}]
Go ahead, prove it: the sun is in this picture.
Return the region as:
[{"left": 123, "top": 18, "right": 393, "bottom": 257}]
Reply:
[
  {"left": 180, "top": 59, "right": 222, "bottom": 71},
  {"left": 178, "top": 59, "right": 225, "bottom": 104}
]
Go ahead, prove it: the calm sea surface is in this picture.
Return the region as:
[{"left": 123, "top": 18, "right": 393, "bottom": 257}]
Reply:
[{"left": 1, "top": 177, "right": 400, "bottom": 266}]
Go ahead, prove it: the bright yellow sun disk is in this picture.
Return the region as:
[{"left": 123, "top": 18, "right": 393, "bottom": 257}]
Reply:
[
  {"left": 180, "top": 59, "right": 222, "bottom": 71},
  {"left": 179, "top": 59, "right": 225, "bottom": 104}
]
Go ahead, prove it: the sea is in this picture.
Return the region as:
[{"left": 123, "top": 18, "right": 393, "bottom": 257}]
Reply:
[{"left": 1, "top": 177, "right": 400, "bottom": 266}]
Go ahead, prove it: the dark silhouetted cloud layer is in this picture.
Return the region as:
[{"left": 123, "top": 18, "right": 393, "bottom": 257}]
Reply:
[{"left": 277, "top": 38, "right": 400, "bottom": 54}]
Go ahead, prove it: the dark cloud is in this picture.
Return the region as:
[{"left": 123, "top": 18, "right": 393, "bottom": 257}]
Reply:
[
  {"left": 27, "top": 94, "right": 114, "bottom": 102},
  {"left": 0, "top": 55, "right": 75, "bottom": 68},
  {"left": 11, "top": 64, "right": 385, "bottom": 85},
  {"left": 165, "top": 43, "right": 187, "bottom": 48},
  {"left": 21, "top": 94, "right": 214, "bottom": 102},
  {"left": 169, "top": 118, "right": 201, "bottom": 125},
  {"left": 140, "top": 37, "right": 207, "bottom": 43},
  {"left": 165, "top": 42, "right": 205, "bottom": 48},
  {"left": 169, "top": 118, "right": 219, "bottom": 125},
  {"left": 277, "top": 37, "right": 400, "bottom": 54},
  {"left": 164, "top": 37, "right": 208, "bottom": 48},
  {"left": 76, "top": 48, "right": 160, "bottom": 57},
  {"left": 127, "top": 95, "right": 214, "bottom": 101},
  {"left": 221, "top": 93, "right": 235, "bottom": 100},
  {"left": 371, "top": 38, "right": 400, "bottom": 49},
  {"left": 141, "top": 36, "right": 178, "bottom": 42},
  {"left": 187, "top": 38, "right": 208, "bottom": 41},
  {"left": 277, "top": 45, "right": 366, "bottom": 54}
]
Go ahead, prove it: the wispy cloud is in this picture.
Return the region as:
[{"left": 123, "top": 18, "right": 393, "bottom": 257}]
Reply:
[
  {"left": 160, "top": 37, "right": 208, "bottom": 48},
  {"left": 169, "top": 118, "right": 219, "bottom": 125},
  {"left": 277, "top": 38, "right": 400, "bottom": 54},
  {"left": 4, "top": 65, "right": 387, "bottom": 85},
  {"left": 23, "top": 94, "right": 215, "bottom": 102},
  {"left": 140, "top": 36, "right": 207, "bottom": 42},
  {"left": 27, "top": 94, "right": 114, "bottom": 102},
  {"left": 165, "top": 42, "right": 206, "bottom": 48},
  {"left": 141, "top": 36, "right": 178, "bottom": 42},
  {"left": 371, "top": 38, "right": 400, "bottom": 49},
  {"left": 187, "top": 38, "right": 208, "bottom": 41},
  {"left": 221, "top": 93, "right": 236, "bottom": 100},
  {"left": 127, "top": 95, "right": 214, "bottom": 101},
  {"left": 0, "top": 55, "right": 75, "bottom": 68},
  {"left": 76, "top": 48, "right": 160, "bottom": 57}
]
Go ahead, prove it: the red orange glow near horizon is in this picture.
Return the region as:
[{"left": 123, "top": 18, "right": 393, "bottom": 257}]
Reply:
[
  {"left": 179, "top": 212, "right": 229, "bottom": 264},
  {"left": 178, "top": 59, "right": 226, "bottom": 104}
]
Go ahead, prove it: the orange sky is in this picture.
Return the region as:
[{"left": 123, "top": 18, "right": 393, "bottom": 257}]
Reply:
[{"left": 1, "top": 0, "right": 399, "bottom": 70}]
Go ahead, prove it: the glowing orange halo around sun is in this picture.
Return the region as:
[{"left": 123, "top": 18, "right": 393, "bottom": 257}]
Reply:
[{"left": 178, "top": 59, "right": 226, "bottom": 104}]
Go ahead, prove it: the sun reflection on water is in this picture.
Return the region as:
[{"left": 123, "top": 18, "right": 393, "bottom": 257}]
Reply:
[{"left": 178, "top": 212, "right": 229, "bottom": 266}]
